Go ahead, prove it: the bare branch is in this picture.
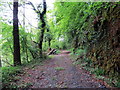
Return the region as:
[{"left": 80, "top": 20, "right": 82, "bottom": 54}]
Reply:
[
  {"left": 2, "top": 59, "right": 14, "bottom": 66},
  {"left": 37, "top": 4, "right": 42, "bottom": 12},
  {"left": 27, "top": 1, "right": 40, "bottom": 13},
  {"left": 7, "top": 2, "right": 13, "bottom": 11},
  {"left": 7, "top": 2, "right": 22, "bottom": 26}
]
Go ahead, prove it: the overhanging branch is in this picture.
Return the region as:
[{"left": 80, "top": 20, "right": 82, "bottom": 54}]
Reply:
[{"left": 27, "top": 1, "right": 40, "bottom": 13}]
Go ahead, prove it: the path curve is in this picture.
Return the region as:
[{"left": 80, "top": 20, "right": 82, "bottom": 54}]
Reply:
[{"left": 16, "top": 50, "right": 106, "bottom": 88}]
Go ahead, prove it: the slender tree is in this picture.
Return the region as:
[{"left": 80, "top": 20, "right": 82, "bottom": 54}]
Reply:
[
  {"left": 39, "top": 0, "right": 46, "bottom": 56},
  {"left": 0, "top": 57, "right": 1, "bottom": 67},
  {"left": 13, "top": 0, "right": 21, "bottom": 66},
  {"left": 28, "top": 0, "right": 46, "bottom": 57},
  {"left": 46, "top": 28, "right": 52, "bottom": 48}
]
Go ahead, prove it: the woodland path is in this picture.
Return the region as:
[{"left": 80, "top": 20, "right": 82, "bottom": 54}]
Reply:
[{"left": 16, "top": 50, "right": 107, "bottom": 88}]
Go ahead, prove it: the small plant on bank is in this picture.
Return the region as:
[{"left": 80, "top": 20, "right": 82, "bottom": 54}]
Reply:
[
  {"left": 55, "top": 50, "right": 61, "bottom": 54},
  {"left": 115, "top": 81, "right": 120, "bottom": 88},
  {"left": 54, "top": 67, "right": 65, "bottom": 71},
  {"left": 93, "top": 67, "right": 105, "bottom": 76}
]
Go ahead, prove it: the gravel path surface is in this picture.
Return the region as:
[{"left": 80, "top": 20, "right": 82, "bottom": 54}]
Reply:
[{"left": 16, "top": 50, "right": 107, "bottom": 88}]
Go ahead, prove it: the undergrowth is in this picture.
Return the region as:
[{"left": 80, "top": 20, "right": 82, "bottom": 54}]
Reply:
[
  {"left": 55, "top": 50, "right": 61, "bottom": 54},
  {"left": 70, "top": 50, "right": 120, "bottom": 88},
  {"left": 1, "top": 66, "right": 22, "bottom": 88},
  {"left": 1, "top": 55, "right": 53, "bottom": 88}
]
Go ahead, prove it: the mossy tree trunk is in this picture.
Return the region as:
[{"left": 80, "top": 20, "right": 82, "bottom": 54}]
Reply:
[{"left": 38, "top": 1, "right": 46, "bottom": 56}]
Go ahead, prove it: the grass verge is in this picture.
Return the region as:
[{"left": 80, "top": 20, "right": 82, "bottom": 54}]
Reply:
[
  {"left": 70, "top": 54, "right": 120, "bottom": 88},
  {"left": 1, "top": 55, "right": 54, "bottom": 88},
  {"left": 1, "top": 66, "right": 22, "bottom": 88}
]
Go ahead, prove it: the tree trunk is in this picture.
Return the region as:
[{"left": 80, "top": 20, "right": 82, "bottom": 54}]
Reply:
[
  {"left": 46, "top": 28, "right": 51, "bottom": 48},
  {"left": 28, "top": 0, "right": 47, "bottom": 57},
  {"left": 48, "top": 38, "right": 51, "bottom": 48},
  {"left": 0, "top": 57, "right": 1, "bottom": 67},
  {"left": 39, "top": 15, "right": 45, "bottom": 56},
  {"left": 13, "top": 0, "right": 21, "bottom": 66},
  {"left": 38, "top": 0, "right": 46, "bottom": 57}
]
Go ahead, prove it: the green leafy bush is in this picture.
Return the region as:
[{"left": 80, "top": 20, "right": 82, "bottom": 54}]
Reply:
[
  {"left": 115, "top": 81, "right": 120, "bottom": 88},
  {"left": 93, "top": 68, "right": 105, "bottom": 76},
  {"left": 2, "top": 66, "right": 22, "bottom": 88},
  {"left": 75, "top": 49, "right": 86, "bottom": 56},
  {"left": 55, "top": 50, "right": 61, "bottom": 54}
]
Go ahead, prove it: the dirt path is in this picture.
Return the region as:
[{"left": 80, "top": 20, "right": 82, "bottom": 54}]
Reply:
[{"left": 16, "top": 50, "right": 107, "bottom": 88}]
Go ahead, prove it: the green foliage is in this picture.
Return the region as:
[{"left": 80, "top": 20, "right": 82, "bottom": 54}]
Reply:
[
  {"left": 73, "top": 60, "right": 81, "bottom": 65},
  {"left": 54, "top": 67, "right": 65, "bottom": 71},
  {"left": 75, "top": 49, "right": 86, "bottom": 56},
  {"left": 93, "top": 67, "right": 105, "bottom": 76},
  {"left": 1, "top": 55, "right": 48, "bottom": 88},
  {"left": 53, "top": 2, "right": 119, "bottom": 50},
  {"left": 0, "top": 22, "right": 13, "bottom": 66},
  {"left": 17, "top": 82, "right": 33, "bottom": 88},
  {"left": 48, "top": 55, "right": 54, "bottom": 59},
  {"left": 55, "top": 50, "right": 61, "bottom": 54},
  {"left": 83, "top": 58, "right": 92, "bottom": 67},
  {"left": 53, "top": 2, "right": 120, "bottom": 86},
  {"left": 115, "top": 81, "right": 120, "bottom": 88},
  {"left": 0, "top": 21, "right": 40, "bottom": 66},
  {"left": 50, "top": 40, "right": 66, "bottom": 49},
  {"left": 1, "top": 66, "right": 22, "bottom": 88}
]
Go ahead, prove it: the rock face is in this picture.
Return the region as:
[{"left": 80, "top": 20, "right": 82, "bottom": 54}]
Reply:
[{"left": 88, "top": 5, "right": 120, "bottom": 78}]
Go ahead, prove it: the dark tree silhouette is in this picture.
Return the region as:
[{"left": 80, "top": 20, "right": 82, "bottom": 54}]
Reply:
[
  {"left": 28, "top": 0, "right": 46, "bottom": 57},
  {"left": 38, "top": 0, "right": 47, "bottom": 57},
  {"left": 13, "top": 0, "right": 21, "bottom": 66},
  {"left": 0, "top": 57, "right": 1, "bottom": 67}
]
